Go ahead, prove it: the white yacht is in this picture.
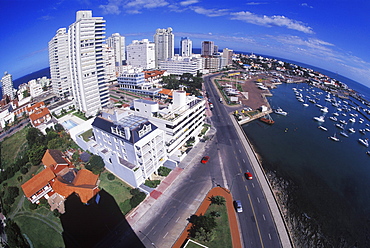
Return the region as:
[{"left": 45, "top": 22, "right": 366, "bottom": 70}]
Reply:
[
  {"left": 358, "top": 138, "right": 369, "bottom": 147},
  {"left": 274, "top": 107, "right": 288, "bottom": 116},
  {"left": 313, "top": 116, "right": 325, "bottom": 122}
]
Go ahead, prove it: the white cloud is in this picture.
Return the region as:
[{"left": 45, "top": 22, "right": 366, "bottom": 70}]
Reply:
[
  {"left": 301, "top": 3, "right": 313, "bottom": 9},
  {"left": 190, "top": 6, "right": 229, "bottom": 17},
  {"left": 99, "top": 0, "right": 123, "bottom": 15},
  {"left": 230, "top": 11, "right": 314, "bottom": 34},
  {"left": 246, "top": 2, "right": 267, "bottom": 5},
  {"left": 180, "top": 0, "right": 199, "bottom": 6},
  {"left": 126, "top": 0, "right": 169, "bottom": 9}
]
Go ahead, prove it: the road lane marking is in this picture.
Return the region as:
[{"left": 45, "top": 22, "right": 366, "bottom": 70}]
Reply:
[
  {"left": 252, "top": 183, "right": 255, "bottom": 188},
  {"left": 248, "top": 194, "right": 265, "bottom": 248},
  {"left": 245, "top": 185, "right": 249, "bottom": 192},
  {"left": 257, "top": 197, "right": 260, "bottom": 203},
  {"left": 176, "top": 217, "right": 180, "bottom": 222},
  {"left": 268, "top": 233, "right": 272, "bottom": 240},
  {"left": 163, "top": 232, "right": 168, "bottom": 239},
  {"left": 218, "top": 150, "right": 228, "bottom": 188},
  {"left": 262, "top": 214, "right": 266, "bottom": 221},
  {"left": 243, "top": 159, "right": 245, "bottom": 163},
  {"left": 239, "top": 149, "right": 241, "bottom": 153}
]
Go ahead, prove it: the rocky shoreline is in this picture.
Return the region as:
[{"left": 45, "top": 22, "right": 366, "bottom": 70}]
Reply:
[{"left": 265, "top": 170, "right": 359, "bottom": 248}]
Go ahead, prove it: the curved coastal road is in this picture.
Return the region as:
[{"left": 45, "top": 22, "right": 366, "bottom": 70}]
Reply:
[{"left": 204, "top": 73, "right": 283, "bottom": 248}]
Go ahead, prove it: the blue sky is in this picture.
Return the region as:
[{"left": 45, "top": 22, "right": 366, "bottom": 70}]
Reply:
[{"left": 1, "top": 0, "right": 370, "bottom": 88}]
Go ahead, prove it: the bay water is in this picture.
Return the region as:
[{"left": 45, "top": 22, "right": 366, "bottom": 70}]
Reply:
[{"left": 242, "top": 81, "right": 370, "bottom": 247}]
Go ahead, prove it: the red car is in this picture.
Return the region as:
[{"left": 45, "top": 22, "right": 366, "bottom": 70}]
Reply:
[
  {"left": 245, "top": 172, "right": 253, "bottom": 180},
  {"left": 201, "top": 156, "right": 210, "bottom": 164}
]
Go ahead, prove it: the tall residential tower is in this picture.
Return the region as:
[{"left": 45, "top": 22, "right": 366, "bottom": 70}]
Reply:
[
  {"left": 106, "top": 33, "right": 126, "bottom": 67},
  {"left": 49, "top": 28, "right": 71, "bottom": 98},
  {"left": 68, "top": 10, "right": 109, "bottom": 117},
  {"left": 1, "top": 72, "right": 14, "bottom": 100},
  {"left": 154, "top": 28, "right": 174, "bottom": 68},
  {"left": 180, "top": 37, "right": 192, "bottom": 57}
]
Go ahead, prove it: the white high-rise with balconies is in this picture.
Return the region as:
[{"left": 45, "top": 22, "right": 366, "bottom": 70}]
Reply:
[
  {"left": 68, "top": 10, "right": 109, "bottom": 117},
  {"left": 154, "top": 28, "right": 174, "bottom": 68},
  {"left": 106, "top": 33, "right": 125, "bottom": 67},
  {"left": 180, "top": 37, "right": 192, "bottom": 57},
  {"left": 48, "top": 28, "right": 71, "bottom": 98},
  {"left": 126, "top": 39, "right": 156, "bottom": 70},
  {"left": 1, "top": 72, "right": 14, "bottom": 100}
]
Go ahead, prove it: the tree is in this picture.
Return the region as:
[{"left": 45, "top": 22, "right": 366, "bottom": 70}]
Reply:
[
  {"left": 5, "top": 220, "right": 30, "bottom": 248},
  {"left": 54, "top": 123, "right": 64, "bottom": 132},
  {"left": 26, "top": 127, "right": 46, "bottom": 148},
  {"left": 107, "top": 173, "right": 115, "bottom": 181},
  {"left": 20, "top": 166, "right": 29, "bottom": 175},
  {"left": 129, "top": 190, "right": 146, "bottom": 208},
  {"left": 86, "top": 155, "right": 105, "bottom": 174},
  {"left": 188, "top": 214, "right": 217, "bottom": 241},
  {"left": 22, "top": 90, "right": 30, "bottom": 98},
  {"left": 28, "top": 145, "right": 46, "bottom": 166},
  {"left": 209, "top": 195, "right": 226, "bottom": 206}
]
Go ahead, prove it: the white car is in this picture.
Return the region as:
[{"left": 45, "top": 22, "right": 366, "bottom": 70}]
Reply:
[{"left": 235, "top": 200, "right": 243, "bottom": 213}]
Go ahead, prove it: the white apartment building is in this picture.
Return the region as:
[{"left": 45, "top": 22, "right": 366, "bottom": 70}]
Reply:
[
  {"left": 1, "top": 72, "right": 14, "bottom": 100},
  {"left": 91, "top": 111, "right": 166, "bottom": 187},
  {"left": 126, "top": 39, "right": 155, "bottom": 70},
  {"left": 103, "top": 44, "right": 117, "bottom": 82},
  {"left": 68, "top": 10, "right": 109, "bottom": 117},
  {"left": 203, "top": 55, "right": 224, "bottom": 73},
  {"left": 117, "top": 68, "right": 161, "bottom": 96},
  {"left": 106, "top": 33, "right": 125, "bottom": 67},
  {"left": 180, "top": 37, "right": 192, "bottom": 57},
  {"left": 159, "top": 55, "right": 203, "bottom": 76},
  {"left": 29, "top": 79, "right": 44, "bottom": 98},
  {"left": 154, "top": 28, "right": 174, "bottom": 68},
  {"left": 133, "top": 90, "right": 206, "bottom": 160},
  {"left": 201, "top": 41, "right": 215, "bottom": 56},
  {"left": 49, "top": 28, "right": 71, "bottom": 98},
  {"left": 222, "top": 48, "right": 234, "bottom": 67}
]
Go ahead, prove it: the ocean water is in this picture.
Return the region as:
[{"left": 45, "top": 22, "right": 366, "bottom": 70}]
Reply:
[{"left": 242, "top": 82, "right": 370, "bottom": 246}]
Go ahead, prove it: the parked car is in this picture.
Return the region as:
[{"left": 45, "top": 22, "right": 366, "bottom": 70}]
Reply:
[
  {"left": 245, "top": 172, "right": 253, "bottom": 180},
  {"left": 234, "top": 200, "right": 243, "bottom": 213},
  {"left": 201, "top": 156, "right": 210, "bottom": 164}
]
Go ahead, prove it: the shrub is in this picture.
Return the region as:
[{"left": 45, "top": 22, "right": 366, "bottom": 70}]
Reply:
[
  {"left": 130, "top": 191, "right": 146, "bottom": 208},
  {"left": 107, "top": 173, "right": 115, "bottom": 181},
  {"left": 20, "top": 166, "right": 28, "bottom": 175},
  {"left": 144, "top": 179, "right": 161, "bottom": 188},
  {"left": 158, "top": 166, "right": 171, "bottom": 177},
  {"left": 29, "top": 202, "right": 38, "bottom": 210}
]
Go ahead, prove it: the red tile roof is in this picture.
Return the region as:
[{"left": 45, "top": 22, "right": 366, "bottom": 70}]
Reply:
[{"left": 21, "top": 167, "right": 56, "bottom": 198}]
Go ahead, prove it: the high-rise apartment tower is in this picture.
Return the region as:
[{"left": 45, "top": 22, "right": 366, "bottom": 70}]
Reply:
[
  {"left": 180, "top": 37, "right": 192, "bottom": 57},
  {"left": 106, "top": 33, "right": 126, "bottom": 67},
  {"left": 67, "top": 10, "right": 109, "bottom": 117},
  {"left": 154, "top": 28, "right": 174, "bottom": 68},
  {"left": 1, "top": 72, "right": 14, "bottom": 100}
]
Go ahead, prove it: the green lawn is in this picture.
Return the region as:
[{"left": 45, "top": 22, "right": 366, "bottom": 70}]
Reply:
[
  {"left": 99, "top": 170, "right": 133, "bottom": 213},
  {"left": 80, "top": 129, "right": 93, "bottom": 142},
  {"left": 1, "top": 127, "right": 28, "bottom": 168},
  {"left": 14, "top": 215, "right": 64, "bottom": 248},
  {"left": 193, "top": 203, "right": 232, "bottom": 248}
]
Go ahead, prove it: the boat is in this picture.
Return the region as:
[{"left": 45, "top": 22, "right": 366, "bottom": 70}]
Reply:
[
  {"left": 358, "top": 138, "right": 369, "bottom": 147},
  {"left": 318, "top": 126, "right": 328, "bottom": 131},
  {"left": 339, "top": 120, "right": 347, "bottom": 125},
  {"left": 329, "top": 116, "right": 337, "bottom": 121},
  {"left": 274, "top": 107, "right": 288, "bottom": 116},
  {"left": 315, "top": 103, "right": 323, "bottom": 108},
  {"left": 333, "top": 112, "right": 339, "bottom": 116},
  {"left": 349, "top": 118, "right": 356, "bottom": 123},
  {"left": 259, "top": 115, "right": 275, "bottom": 125},
  {"left": 340, "top": 132, "right": 349, "bottom": 137},
  {"left": 348, "top": 128, "right": 355, "bottom": 133},
  {"left": 359, "top": 129, "right": 366, "bottom": 135},
  {"left": 335, "top": 123, "right": 344, "bottom": 129},
  {"left": 313, "top": 116, "right": 325, "bottom": 122},
  {"left": 366, "top": 151, "right": 370, "bottom": 156},
  {"left": 329, "top": 133, "right": 339, "bottom": 142},
  {"left": 320, "top": 106, "right": 328, "bottom": 113}
]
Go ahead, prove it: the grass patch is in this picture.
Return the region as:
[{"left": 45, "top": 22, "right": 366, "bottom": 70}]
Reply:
[
  {"left": 73, "top": 111, "right": 88, "bottom": 121},
  {"left": 14, "top": 215, "right": 64, "bottom": 248},
  {"left": 80, "top": 129, "right": 93, "bottom": 142},
  {"left": 99, "top": 170, "right": 133, "bottom": 213},
  {"left": 1, "top": 127, "right": 28, "bottom": 168},
  {"left": 194, "top": 202, "right": 232, "bottom": 248}
]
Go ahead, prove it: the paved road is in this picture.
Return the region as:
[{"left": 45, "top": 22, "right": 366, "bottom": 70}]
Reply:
[{"left": 204, "top": 74, "right": 283, "bottom": 248}]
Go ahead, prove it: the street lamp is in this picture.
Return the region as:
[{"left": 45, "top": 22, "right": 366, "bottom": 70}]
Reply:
[
  {"left": 229, "top": 173, "right": 241, "bottom": 193},
  {"left": 139, "top": 230, "right": 157, "bottom": 248}
]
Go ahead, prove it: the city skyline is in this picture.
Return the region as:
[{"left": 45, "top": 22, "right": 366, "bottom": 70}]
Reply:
[{"left": 1, "top": 0, "right": 370, "bottom": 87}]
